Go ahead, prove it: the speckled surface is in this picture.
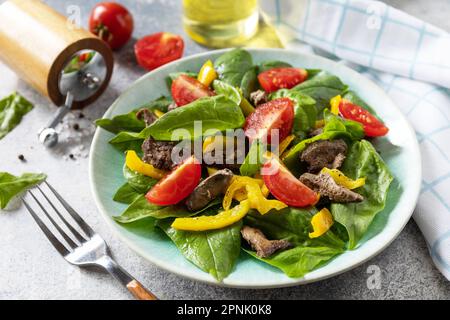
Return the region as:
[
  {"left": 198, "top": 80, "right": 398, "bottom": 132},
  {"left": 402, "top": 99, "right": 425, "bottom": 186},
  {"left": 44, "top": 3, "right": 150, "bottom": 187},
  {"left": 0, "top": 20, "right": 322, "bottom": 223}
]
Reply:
[{"left": 0, "top": 0, "right": 449, "bottom": 300}]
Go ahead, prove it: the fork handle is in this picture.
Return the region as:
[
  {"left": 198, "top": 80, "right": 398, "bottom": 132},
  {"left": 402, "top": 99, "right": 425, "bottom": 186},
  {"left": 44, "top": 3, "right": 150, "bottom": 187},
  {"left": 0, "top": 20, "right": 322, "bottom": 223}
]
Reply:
[{"left": 97, "top": 256, "right": 158, "bottom": 300}]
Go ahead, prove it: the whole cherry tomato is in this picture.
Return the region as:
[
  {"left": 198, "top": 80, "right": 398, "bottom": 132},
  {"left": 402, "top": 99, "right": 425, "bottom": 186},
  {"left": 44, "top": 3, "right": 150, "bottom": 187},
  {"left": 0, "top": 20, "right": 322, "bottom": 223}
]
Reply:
[{"left": 89, "top": 2, "right": 134, "bottom": 50}]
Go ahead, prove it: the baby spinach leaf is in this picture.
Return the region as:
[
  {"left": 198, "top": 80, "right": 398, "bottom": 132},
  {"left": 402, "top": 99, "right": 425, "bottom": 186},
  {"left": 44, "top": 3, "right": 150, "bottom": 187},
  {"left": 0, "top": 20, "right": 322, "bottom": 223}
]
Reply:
[
  {"left": 240, "top": 67, "right": 258, "bottom": 99},
  {"left": 331, "top": 140, "right": 393, "bottom": 249},
  {"left": 270, "top": 89, "right": 317, "bottom": 134},
  {"left": 214, "top": 49, "right": 253, "bottom": 87},
  {"left": 246, "top": 246, "right": 343, "bottom": 278},
  {"left": 212, "top": 80, "right": 241, "bottom": 105},
  {"left": 140, "top": 95, "right": 245, "bottom": 141},
  {"left": 109, "top": 131, "right": 143, "bottom": 153},
  {"left": 0, "top": 172, "right": 46, "bottom": 209},
  {"left": 0, "top": 92, "right": 33, "bottom": 139},
  {"left": 123, "top": 165, "right": 158, "bottom": 194},
  {"left": 114, "top": 196, "right": 222, "bottom": 224},
  {"left": 113, "top": 183, "right": 143, "bottom": 204},
  {"left": 293, "top": 71, "right": 347, "bottom": 116},
  {"left": 157, "top": 219, "right": 242, "bottom": 281},
  {"left": 258, "top": 60, "right": 292, "bottom": 73},
  {"left": 239, "top": 140, "right": 265, "bottom": 177}
]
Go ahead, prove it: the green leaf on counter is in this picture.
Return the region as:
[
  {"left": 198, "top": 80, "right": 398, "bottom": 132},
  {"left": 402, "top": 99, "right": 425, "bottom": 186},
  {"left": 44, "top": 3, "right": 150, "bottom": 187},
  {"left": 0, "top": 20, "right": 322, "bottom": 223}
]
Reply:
[
  {"left": 0, "top": 172, "right": 46, "bottom": 209},
  {"left": 139, "top": 95, "right": 245, "bottom": 141},
  {"left": 0, "top": 92, "right": 33, "bottom": 140},
  {"left": 331, "top": 140, "right": 393, "bottom": 249},
  {"left": 157, "top": 219, "right": 242, "bottom": 281},
  {"left": 214, "top": 49, "right": 253, "bottom": 87}
]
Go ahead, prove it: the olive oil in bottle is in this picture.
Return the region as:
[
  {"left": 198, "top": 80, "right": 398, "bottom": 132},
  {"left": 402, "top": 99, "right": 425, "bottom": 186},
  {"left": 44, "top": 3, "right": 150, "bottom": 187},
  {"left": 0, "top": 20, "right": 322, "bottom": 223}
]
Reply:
[{"left": 183, "top": 0, "right": 259, "bottom": 48}]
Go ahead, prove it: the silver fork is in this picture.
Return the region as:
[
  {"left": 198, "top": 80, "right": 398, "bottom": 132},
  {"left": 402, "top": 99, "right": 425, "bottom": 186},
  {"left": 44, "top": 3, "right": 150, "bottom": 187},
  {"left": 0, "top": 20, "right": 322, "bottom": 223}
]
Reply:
[{"left": 22, "top": 181, "right": 158, "bottom": 300}]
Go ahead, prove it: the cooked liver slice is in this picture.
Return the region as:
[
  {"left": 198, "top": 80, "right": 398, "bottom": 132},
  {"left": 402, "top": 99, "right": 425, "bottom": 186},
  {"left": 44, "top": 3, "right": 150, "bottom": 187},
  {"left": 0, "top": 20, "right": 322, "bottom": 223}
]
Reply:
[
  {"left": 299, "top": 172, "right": 364, "bottom": 203},
  {"left": 241, "top": 226, "right": 291, "bottom": 258},
  {"left": 185, "top": 169, "right": 234, "bottom": 212},
  {"left": 300, "top": 139, "right": 348, "bottom": 172}
]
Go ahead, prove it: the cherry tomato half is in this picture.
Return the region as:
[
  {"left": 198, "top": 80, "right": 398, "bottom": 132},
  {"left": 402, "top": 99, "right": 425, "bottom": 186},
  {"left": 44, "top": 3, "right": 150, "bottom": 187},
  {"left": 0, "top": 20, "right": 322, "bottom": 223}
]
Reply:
[
  {"left": 262, "top": 156, "right": 319, "bottom": 207},
  {"left": 171, "top": 74, "right": 215, "bottom": 107},
  {"left": 244, "top": 98, "right": 294, "bottom": 144},
  {"left": 146, "top": 156, "right": 202, "bottom": 206},
  {"left": 258, "top": 67, "right": 308, "bottom": 93},
  {"left": 135, "top": 32, "right": 184, "bottom": 71},
  {"left": 339, "top": 100, "right": 389, "bottom": 137},
  {"left": 89, "top": 2, "right": 134, "bottom": 50}
]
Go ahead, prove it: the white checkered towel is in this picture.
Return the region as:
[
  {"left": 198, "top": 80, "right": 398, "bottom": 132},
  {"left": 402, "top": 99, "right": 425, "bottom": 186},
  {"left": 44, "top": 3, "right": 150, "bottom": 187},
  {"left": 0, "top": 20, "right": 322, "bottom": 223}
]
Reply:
[{"left": 261, "top": 0, "right": 450, "bottom": 280}]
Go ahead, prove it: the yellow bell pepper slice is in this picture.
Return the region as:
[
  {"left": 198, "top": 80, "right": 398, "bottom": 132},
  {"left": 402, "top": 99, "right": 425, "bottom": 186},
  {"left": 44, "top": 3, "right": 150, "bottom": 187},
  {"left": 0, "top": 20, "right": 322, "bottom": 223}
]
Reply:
[
  {"left": 125, "top": 150, "right": 168, "bottom": 179},
  {"left": 330, "top": 95, "right": 342, "bottom": 115},
  {"left": 207, "top": 167, "right": 218, "bottom": 176},
  {"left": 197, "top": 60, "right": 217, "bottom": 87},
  {"left": 309, "top": 208, "right": 334, "bottom": 238},
  {"left": 154, "top": 109, "right": 165, "bottom": 118},
  {"left": 223, "top": 176, "right": 286, "bottom": 215},
  {"left": 321, "top": 167, "right": 366, "bottom": 190},
  {"left": 171, "top": 200, "right": 251, "bottom": 231}
]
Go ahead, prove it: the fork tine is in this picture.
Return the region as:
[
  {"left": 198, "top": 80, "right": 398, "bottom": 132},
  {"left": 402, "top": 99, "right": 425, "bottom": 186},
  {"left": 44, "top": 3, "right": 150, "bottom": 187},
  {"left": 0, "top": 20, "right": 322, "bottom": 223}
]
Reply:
[
  {"left": 44, "top": 181, "right": 95, "bottom": 237},
  {"left": 28, "top": 190, "right": 79, "bottom": 249},
  {"left": 23, "top": 198, "right": 70, "bottom": 256},
  {"left": 36, "top": 185, "right": 88, "bottom": 243}
]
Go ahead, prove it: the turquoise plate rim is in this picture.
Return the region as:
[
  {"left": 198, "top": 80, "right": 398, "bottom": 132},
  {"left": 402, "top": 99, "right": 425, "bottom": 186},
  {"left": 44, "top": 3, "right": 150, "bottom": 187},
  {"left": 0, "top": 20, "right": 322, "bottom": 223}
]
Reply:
[{"left": 89, "top": 48, "right": 422, "bottom": 288}]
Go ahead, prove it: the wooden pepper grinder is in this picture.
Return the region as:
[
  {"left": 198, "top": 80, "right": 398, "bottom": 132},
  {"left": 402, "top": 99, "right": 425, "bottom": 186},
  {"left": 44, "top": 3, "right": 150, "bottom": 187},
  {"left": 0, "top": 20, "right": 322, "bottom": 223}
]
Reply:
[{"left": 0, "top": 0, "right": 114, "bottom": 147}]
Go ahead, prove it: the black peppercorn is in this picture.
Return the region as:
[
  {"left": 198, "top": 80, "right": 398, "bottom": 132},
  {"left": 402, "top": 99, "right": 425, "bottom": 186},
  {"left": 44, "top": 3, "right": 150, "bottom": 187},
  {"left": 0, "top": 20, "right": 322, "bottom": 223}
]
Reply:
[{"left": 18, "top": 154, "right": 25, "bottom": 161}]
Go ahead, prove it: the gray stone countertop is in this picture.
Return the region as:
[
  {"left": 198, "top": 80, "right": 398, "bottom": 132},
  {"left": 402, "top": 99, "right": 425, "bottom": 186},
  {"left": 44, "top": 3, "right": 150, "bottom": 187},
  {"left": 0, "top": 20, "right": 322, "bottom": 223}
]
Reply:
[{"left": 0, "top": 0, "right": 449, "bottom": 299}]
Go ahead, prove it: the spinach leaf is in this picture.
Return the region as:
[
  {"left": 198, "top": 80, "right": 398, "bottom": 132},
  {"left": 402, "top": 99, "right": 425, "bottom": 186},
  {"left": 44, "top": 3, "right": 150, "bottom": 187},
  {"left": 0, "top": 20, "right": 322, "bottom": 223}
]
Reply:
[
  {"left": 123, "top": 164, "right": 158, "bottom": 194},
  {"left": 96, "top": 112, "right": 145, "bottom": 134},
  {"left": 109, "top": 131, "right": 143, "bottom": 153},
  {"left": 212, "top": 80, "right": 241, "bottom": 105},
  {"left": 140, "top": 95, "right": 245, "bottom": 141},
  {"left": 258, "top": 60, "right": 292, "bottom": 73},
  {"left": 244, "top": 207, "right": 345, "bottom": 249},
  {"left": 0, "top": 172, "right": 46, "bottom": 209},
  {"left": 270, "top": 89, "right": 317, "bottom": 134},
  {"left": 239, "top": 140, "right": 265, "bottom": 177},
  {"left": 157, "top": 219, "right": 242, "bottom": 281},
  {"left": 113, "top": 183, "right": 142, "bottom": 204},
  {"left": 293, "top": 72, "right": 347, "bottom": 116},
  {"left": 283, "top": 111, "right": 364, "bottom": 171},
  {"left": 214, "top": 49, "right": 253, "bottom": 87},
  {"left": 240, "top": 67, "right": 258, "bottom": 99},
  {"left": 0, "top": 92, "right": 33, "bottom": 139},
  {"left": 246, "top": 246, "right": 343, "bottom": 278},
  {"left": 96, "top": 96, "right": 172, "bottom": 134},
  {"left": 114, "top": 196, "right": 222, "bottom": 223},
  {"left": 331, "top": 140, "right": 393, "bottom": 249}
]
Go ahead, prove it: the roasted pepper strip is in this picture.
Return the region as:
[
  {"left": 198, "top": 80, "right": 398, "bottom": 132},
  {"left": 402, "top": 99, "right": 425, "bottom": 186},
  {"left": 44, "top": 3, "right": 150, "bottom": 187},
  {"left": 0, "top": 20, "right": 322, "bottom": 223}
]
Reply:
[
  {"left": 321, "top": 167, "right": 366, "bottom": 190},
  {"left": 197, "top": 60, "right": 217, "bottom": 87},
  {"left": 154, "top": 109, "right": 165, "bottom": 118},
  {"left": 125, "top": 150, "right": 168, "bottom": 179},
  {"left": 309, "top": 208, "right": 334, "bottom": 238},
  {"left": 171, "top": 200, "right": 251, "bottom": 231},
  {"left": 330, "top": 95, "right": 342, "bottom": 115},
  {"left": 223, "top": 176, "right": 287, "bottom": 215},
  {"left": 277, "top": 134, "right": 295, "bottom": 156}
]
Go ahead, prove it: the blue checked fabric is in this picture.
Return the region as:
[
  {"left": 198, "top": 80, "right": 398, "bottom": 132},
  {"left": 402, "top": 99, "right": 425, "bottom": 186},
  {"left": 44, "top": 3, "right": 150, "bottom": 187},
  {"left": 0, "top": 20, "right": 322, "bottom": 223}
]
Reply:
[{"left": 261, "top": 0, "right": 450, "bottom": 280}]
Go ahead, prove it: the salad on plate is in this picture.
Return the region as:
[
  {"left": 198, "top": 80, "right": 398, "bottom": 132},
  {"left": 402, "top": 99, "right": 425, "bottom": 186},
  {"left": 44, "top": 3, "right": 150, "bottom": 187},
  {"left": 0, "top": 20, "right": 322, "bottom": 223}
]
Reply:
[{"left": 96, "top": 49, "right": 393, "bottom": 281}]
